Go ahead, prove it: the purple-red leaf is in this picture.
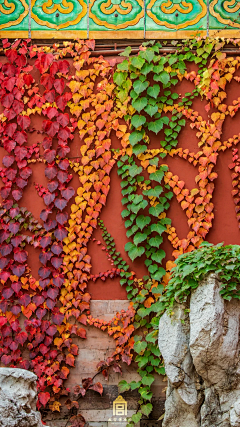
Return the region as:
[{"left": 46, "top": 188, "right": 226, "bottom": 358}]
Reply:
[
  {"left": 51, "top": 257, "right": 62, "bottom": 269},
  {"left": 54, "top": 198, "right": 67, "bottom": 211},
  {"left": 38, "top": 266, "right": 51, "bottom": 279},
  {"left": 52, "top": 312, "right": 64, "bottom": 325},
  {"left": 54, "top": 226, "right": 67, "bottom": 241},
  {"left": 12, "top": 264, "right": 26, "bottom": 277},
  {"left": 56, "top": 212, "right": 68, "bottom": 225},
  {"left": 61, "top": 187, "right": 75, "bottom": 200},
  {"left": 45, "top": 165, "right": 57, "bottom": 180},
  {"left": 40, "top": 235, "right": 51, "bottom": 248},
  {"left": 9, "top": 222, "right": 20, "bottom": 234}
]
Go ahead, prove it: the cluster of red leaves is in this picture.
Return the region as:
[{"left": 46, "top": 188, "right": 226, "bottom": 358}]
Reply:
[{"left": 0, "top": 37, "right": 127, "bottom": 422}]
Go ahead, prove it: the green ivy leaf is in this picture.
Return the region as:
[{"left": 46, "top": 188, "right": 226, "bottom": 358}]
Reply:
[
  {"left": 145, "top": 104, "right": 158, "bottom": 117},
  {"left": 151, "top": 223, "right": 166, "bottom": 235},
  {"left": 141, "top": 403, "right": 153, "bottom": 417},
  {"left": 117, "top": 60, "right": 129, "bottom": 71},
  {"left": 140, "top": 49, "right": 155, "bottom": 63},
  {"left": 114, "top": 71, "right": 127, "bottom": 86},
  {"left": 118, "top": 380, "right": 130, "bottom": 392},
  {"left": 132, "top": 412, "right": 142, "bottom": 424},
  {"left": 152, "top": 268, "right": 166, "bottom": 281},
  {"left": 131, "top": 200, "right": 148, "bottom": 214},
  {"left": 149, "top": 235, "right": 163, "bottom": 248},
  {"left": 129, "top": 130, "right": 144, "bottom": 146},
  {"left": 133, "top": 144, "right": 147, "bottom": 155},
  {"left": 141, "top": 62, "right": 154, "bottom": 75},
  {"left": 132, "top": 97, "right": 148, "bottom": 113},
  {"left": 136, "top": 215, "right": 151, "bottom": 231},
  {"left": 119, "top": 46, "right": 131, "bottom": 57},
  {"left": 131, "top": 56, "right": 145, "bottom": 69},
  {"left": 136, "top": 356, "right": 148, "bottom": 368},
  {"left": 147, "top": 84, "right": 160, "bottom": 99},
  {"left": 130, "top": 381, "right": 142, "bottom": 390},
  {"left": 148, "top": 117, "right": 169, "bottom": 134},
  {"left": 133, "top": 80, "right": 149, "bottom": 95},
  {"left": 129, "top": 164, "right": 143, "bottom": 177},
  {"left": 158, "top": 70, "right": 170, "bottom": 85},
  {"left": 151, "top": 249, "right": 166, "bottom": 263},
  {"left": 128, "top": 245, "right": 145, "bottom": 261},
  {"left": 139, "top": 388, "right": 153, "bottom": 401},
  {"left": 131, "top": 115, "right": 146, "bottom": 128},
  {"left": 134, "top": 232, "right": 148, "bottom": 246},
  {"left": 149, "top": 204, "right": 165, "bottom": 217},
  {"left": 134, "top": 340, "right": 147, "bottom": 354},
  {"left": 145, "top": 330, "right": 158, "bottom": 343},
  {"left": 143, "top": 186, "right": 163, "bottom": 198},
  {"left": 149, "top": 169, "right": 165, "bottom": 183}
]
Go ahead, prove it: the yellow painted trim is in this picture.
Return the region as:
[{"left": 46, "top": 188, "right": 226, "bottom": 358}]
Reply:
[
  {"left": 31, "top": 30, "right": 88, "bottom": 38},
  {"left": 209, "top": 29, "right": 240, "bottom": 37},
  {"left": 31, "top": 0, "right": 87, "bottom": 30},
  {"left": 147, "top": 0, "right": 207, "bottom": 30},
  {"left": 145, "top": 29, "right": 206, "bottom": 38},
  {"left": 89, "top": 30, "right": 144, "bottom": 38},
  {"left": 210, "top": 0, "right": 240, "bottom": 28},
  {"left": 89, "top": 0, "right": 144, "bottom": 30},
  {"left": 0, "top": 0, "right": 28, "bottom": 29},
  {"left": 0, "top": 30, "right": 29, "bottom": 37},
  {"left": 42, "top": 0, "right": 74, "bottom": 14}
]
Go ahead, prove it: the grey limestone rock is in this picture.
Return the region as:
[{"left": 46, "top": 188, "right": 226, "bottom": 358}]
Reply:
[
  {"left": 159, "top": 273, "right": 240, "bottom": 427},
  {"left": 0, "top": 367, "right": 49, "bottom": 427}
]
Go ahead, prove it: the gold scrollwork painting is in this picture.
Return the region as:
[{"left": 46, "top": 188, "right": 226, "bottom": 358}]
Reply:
[
  {"left": 147, "top": 0, "right": 207, "bottom": 30},
  {"left": 0, "top": 0, "right": 28, "bottom": 29},
  {"left": 210, "top": 0, "right": 240, "bottom": 28},
  {"left": 31, "top": 0, "right": 87, "bottom": 29},
  {"left": 89, "top": 0, "right": 144, "bottom": 30}
]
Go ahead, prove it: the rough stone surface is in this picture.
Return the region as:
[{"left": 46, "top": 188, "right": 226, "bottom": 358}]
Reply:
[
  {"left": 159, "top": 273, "right": 240, "bottom": 427},
  {"left": 0, "top": 367, "right": 48, "bottom": 427}
]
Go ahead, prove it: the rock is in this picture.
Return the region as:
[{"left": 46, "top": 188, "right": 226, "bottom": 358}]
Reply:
[
  {"left": 158, "top": 273, "right": 240, "bottom": 427},
  {"left": 159, "top": 304, "right": 203, "bottom": 427},
  {"left": 0, "top": 367, "right": 49, "bottom": 427}
]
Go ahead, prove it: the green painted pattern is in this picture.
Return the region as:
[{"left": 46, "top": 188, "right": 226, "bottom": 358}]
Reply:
[{"left": 1, "top": 0, "right": 240, "bottom": 37}]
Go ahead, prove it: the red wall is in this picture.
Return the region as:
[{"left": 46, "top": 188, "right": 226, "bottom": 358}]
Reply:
[{"left": 1, "top": 56, "right": 240, "bottom": 300}]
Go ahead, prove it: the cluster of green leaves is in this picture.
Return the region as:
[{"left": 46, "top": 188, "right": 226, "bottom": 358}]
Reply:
[
  {"left": 117, "top": 155, "right": 172, "bottom": 285},
  {"left": 114, "top": 41, "right": 200, "bottom": 154},
  {"left": 112, "top": 38, "right": 224, "bottom": 426},
  {"left": 98, "top": 220, "right": 165, "bottom": 426},
  {"left": 161, "top": 242, "right": 240, "bottom": 309}
]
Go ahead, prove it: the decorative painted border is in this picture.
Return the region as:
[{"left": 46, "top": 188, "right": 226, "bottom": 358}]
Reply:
[
  {"left": 31, "top": 0, "right": 87, "bottom": 30},
  {"left": 89, "top": 0, "right": 144, "bottom": 30},
  {"left": 210, "top": 0, "right": 240, "bottom": 28},
  {"left": 147, "top": 0, "right": 207, "bottom": 30},
  {"left": 0, "top": 0, "right": 29, "bottom": 30}
]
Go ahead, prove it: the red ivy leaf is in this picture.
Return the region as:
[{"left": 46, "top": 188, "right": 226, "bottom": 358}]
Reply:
[
  {"left": 19, "top": 294, "right": 31, "bottom": 307},
  {"left": 9, "top": 222, "right": 20, "bottom": 234},
  {"left": 52, "top": 312, "right": 64, "bottom": 325},
  {"left": 15, "top": 331, "right": 28, "bottom": 345},
  {"left": 12, "top": 264, "right": 26, "bottom": 277},
  {"left": 17, "top": 115, "right": 31, "bottom": 130},
  {"left": 1, "top": 93, "right": 14, "bottom": 108},
  {"left": 46, "top": 324, "right": 57, "bottom": 336},
  {"left": 54, "top": 78, "right": 65, "bottom": 94},
  {"left": 54, "top": 226, "right": 67, "bottom": 241},
  {"left": 66, "top": 353, "right": 75, "bottom": 367},
  {"left": 2, "top": 155, "right": 14, "bottom": 167},
  {"left": 38, "top": 391, "right": 50, "bottom": 407},
  {"left": 89, "top": 382, "right": 103, "bottom": 395},
  {"left": 61, "top": 187, "right": 75, "bottom": 201},
  {"left": 12, "top": 189, "right": 23, "bottom": 201}
]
